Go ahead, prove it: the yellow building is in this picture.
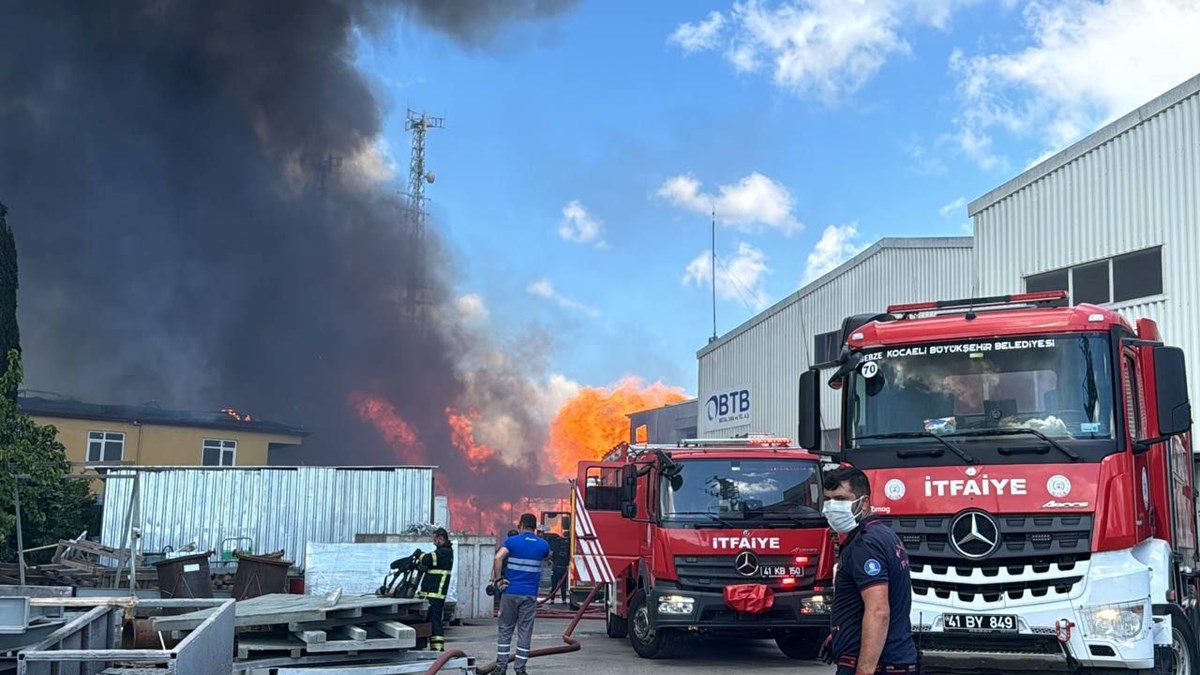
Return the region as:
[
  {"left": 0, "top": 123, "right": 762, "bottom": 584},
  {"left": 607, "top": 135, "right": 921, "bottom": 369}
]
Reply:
[{"left": 19, "top": 395, "right": 307, "bottom": 493}]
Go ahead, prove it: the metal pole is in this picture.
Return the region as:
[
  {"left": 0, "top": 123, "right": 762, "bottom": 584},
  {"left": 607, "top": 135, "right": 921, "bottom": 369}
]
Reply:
[
  {"left": 13, "top": 480, "right": 25, "bottom": 585},
  {"left": 710, "top": 206, "right": 717, "bottom": 343}
]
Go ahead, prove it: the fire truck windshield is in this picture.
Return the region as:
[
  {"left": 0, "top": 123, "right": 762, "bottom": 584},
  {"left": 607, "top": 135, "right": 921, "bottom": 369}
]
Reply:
[
  {"left": 846, "top": 333, "right": 1117, "bottom": 464},
  {"left": 659, "top": 459, "right": 823, "bottom": 528}
]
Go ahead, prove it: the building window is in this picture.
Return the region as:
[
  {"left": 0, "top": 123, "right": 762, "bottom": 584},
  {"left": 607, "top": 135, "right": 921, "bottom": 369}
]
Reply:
[
  {"left": 202, "top": 439, "right": 237, "bottom": 466},
  {"left": 1113, "top": 247, "right": 1163, "bottom": 302},
  {"left": 1024, "top": 246, "right": 1163, "bottom": 306},
  {"left": 87, "top": 431, "right": 125, "bottom": 463},
  {"left": 1072, "top": 260, "right": 1110, "bottom": 305},
  {"left": 1026, "top": 269, "right": 1069, "bottom": 294},
  {"left": 813, "top": 330, "right": 841, "bottom": 366}
]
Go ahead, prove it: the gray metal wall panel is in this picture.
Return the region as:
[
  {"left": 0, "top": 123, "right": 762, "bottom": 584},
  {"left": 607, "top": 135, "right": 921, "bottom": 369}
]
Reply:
[
  {"left": 974, "top": 90, "right": 1200, "bottom": 410},
  {"left": 100, "top": 466, "right": 434, "bottom": 569},
  {"left": 697, "top": 244, "right": 975, "bottom": 442}
]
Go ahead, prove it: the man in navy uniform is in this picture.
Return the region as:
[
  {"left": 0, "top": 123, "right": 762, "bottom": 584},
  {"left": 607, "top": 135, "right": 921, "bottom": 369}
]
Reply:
[{"left": 821, "top": 467, "right": 919, "bottom": 675}]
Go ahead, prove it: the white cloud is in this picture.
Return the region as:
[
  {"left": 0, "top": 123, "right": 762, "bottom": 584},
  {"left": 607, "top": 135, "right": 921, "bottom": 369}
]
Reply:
[
  {"left": 669, "top": 11, "right": 727, "bottom": 52},
  {"left": 670, "top": 0, "right": 977, "bottom": 104},
  {"left": 454, "top": 293, "right": 489, "bottom": 324},
  {"left": 951, "top": 0, "right": 1200, "bottom": 169},
  {"left": 682, "top": 242, "right": 772, "bottom": 311},
  {"left": 527, "top": 279, "right": 600, "bottom": 318},
  {"left": 938, "top": 196, "right": 966, "bottom": 219},
  {"left": 657, "top": 172, "right": 803, "bottom": 235},
  {"left": 803, "top": 223, "right": 866, "bottom": 283},
  {"left": 557, "top": 200, "right": 607, "bottom": 248}
]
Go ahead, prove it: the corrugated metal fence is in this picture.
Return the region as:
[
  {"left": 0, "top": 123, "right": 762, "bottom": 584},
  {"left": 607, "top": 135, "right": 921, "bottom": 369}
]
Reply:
[{"left": 101, "top": 466, "right": 434, "bottom": 569}]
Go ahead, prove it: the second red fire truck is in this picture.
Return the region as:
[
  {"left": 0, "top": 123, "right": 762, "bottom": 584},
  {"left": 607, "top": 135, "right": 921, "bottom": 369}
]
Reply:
[{"left": 570, "top": 437, "right": 835, "bottom": 659}]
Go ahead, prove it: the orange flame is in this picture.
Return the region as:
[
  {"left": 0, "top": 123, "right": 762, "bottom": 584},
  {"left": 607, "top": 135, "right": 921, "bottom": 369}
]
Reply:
[
  {"left": 220, "top": 407, "right": 254, "bottom": 422},
  {"left": 445, "top": 407, "right": 495, "bottom": 471},
  {"left": 349, "top": 392, "right": 424, "bottom": 464},
  {"left": 546, "top": 376, "right": 687, "bottom": 479}
]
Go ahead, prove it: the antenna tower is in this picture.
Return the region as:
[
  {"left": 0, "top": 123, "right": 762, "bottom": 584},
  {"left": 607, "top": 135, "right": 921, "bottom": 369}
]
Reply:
[{"left": 402, "top": 108, "right": 444, "bottom": 322}]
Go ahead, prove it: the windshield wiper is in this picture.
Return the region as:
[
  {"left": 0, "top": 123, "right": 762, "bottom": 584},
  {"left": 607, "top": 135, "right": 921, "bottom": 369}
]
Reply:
[
  {"left": 853, "top": 432, "right": 977, "bottom": 464},
  {"left": 668, "top": 512, "right": 740, "bottom": 528},
  {"left": 944, "top": 428, "right": 1082, "bottom": 462},
  {"left": 758, "top": 513, "right": 827, "bottom": 527}
]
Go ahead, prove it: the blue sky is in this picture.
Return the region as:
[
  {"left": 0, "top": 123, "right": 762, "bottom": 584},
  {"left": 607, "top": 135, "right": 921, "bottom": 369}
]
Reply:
[{"left": 353, "top": 0, "right": 1200, "bottom": 397}]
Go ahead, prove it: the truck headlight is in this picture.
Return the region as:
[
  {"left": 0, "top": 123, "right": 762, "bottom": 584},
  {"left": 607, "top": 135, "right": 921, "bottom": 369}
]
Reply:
[
  {"left": 1081, "top": 601, "right": 1145, "bottom": 640},
  {"left": 657, "top": 595, "right": 695, "bottom": 615},
  {"left": 801, "top": 594, "right": 830, "bottom": 614}
]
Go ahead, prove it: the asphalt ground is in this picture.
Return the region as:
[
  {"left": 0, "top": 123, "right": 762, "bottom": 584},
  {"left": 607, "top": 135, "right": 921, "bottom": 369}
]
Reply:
[{"left": 445, "top": 616, "right": 837, "bottom": 674}]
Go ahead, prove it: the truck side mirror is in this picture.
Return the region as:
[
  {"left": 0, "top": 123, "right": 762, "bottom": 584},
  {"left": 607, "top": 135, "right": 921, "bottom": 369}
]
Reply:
[
  {"left": 798, "top": 368, "right": 822, "bottom": 451},
  {"left": 1155, "top": 346, "right": 1192, "bottom": 436},
  {"left": 619, "top": 465, "right": 638, "bottom": 519}
]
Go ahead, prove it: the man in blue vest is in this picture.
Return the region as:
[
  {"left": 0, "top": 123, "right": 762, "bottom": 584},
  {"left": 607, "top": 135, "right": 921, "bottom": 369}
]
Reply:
[
  {"left": 490, "top": 513, "right": 550, "bottom": 675},
  {"left": 821, "top": 467, "right": 919, "bottom": 675}
]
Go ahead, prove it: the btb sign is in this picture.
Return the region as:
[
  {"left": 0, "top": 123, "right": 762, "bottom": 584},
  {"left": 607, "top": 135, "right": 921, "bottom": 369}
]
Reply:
[{"left": 705, "top": 386, "right": 752, "bottom": 431}]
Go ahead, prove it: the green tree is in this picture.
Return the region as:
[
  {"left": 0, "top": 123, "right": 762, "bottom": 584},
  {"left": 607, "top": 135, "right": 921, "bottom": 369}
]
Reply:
[
  {"left": 0, "top": 350, "right": 97, "bottom": 565},
  {"left": 0, "top": 203, "right": 18, "bottom": 402}
]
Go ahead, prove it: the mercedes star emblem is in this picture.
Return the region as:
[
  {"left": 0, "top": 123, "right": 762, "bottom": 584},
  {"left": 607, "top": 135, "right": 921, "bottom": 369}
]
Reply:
[
  {"left": 734, "top": 551, "right": 759, "bottom": 577},
  {"left": 949, "top": 511, "right": 1000, "bottom": 559}
]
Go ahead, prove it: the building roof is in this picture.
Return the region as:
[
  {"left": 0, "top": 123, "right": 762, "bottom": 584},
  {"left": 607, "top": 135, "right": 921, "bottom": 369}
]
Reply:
[
  {"left": 697, "top": 236, "right": 974, "bottom": 358},
  {"left": 19, "top": 395, "right": 309, "bottom": 438},
  {"left": 626, "top": 398, "right": 698, "bottom": 419},
  {"left": 969, "top": 72, "right": 1200, "bottom": 216}
]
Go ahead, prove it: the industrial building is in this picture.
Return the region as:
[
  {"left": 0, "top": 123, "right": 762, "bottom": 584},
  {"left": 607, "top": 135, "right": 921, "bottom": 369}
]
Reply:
[
  {"left": 971, "top": 73, "right": 1200, "bottom": 408},
  {"left": 695, "top": 72, "right": 1200, "bottom": 448},
  {"left": 696, "top": 237, "right": 975, "bottom": 443}
]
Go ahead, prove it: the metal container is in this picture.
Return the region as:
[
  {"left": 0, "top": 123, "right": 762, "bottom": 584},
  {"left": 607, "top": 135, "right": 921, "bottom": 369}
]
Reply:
[
  {"left": 154, "top": 551, "right": 214, "bottom": 599},
  {"left": 17, "top": 598, "right": 234, "bottom": 675},
  {"left": 231, "top": 551, "right": 292, "bottom": 600},
  {"left": 100, "top": 466, "right": 436, "bottom": 570}
]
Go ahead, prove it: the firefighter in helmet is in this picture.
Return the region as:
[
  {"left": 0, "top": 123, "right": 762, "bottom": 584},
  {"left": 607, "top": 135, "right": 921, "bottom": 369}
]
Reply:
[{"left": 417, "top": 528, "right": 454, "bottom": 652}]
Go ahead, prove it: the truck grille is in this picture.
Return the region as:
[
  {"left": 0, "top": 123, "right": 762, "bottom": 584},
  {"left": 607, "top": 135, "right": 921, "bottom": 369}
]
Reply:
[
  {"left": 881, "top": 514, "right": 1091, "bottom": 607},
  {"left": 672, "top": 555, "right": 818, "bottom": 592}
]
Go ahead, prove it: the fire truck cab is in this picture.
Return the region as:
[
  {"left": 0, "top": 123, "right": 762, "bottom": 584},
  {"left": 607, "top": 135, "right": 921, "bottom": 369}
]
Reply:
[
  {"left": 798, "top": 291, "right": 1199, "bottom": 674},
  {"left": 572, "top": 437, "right": 835, "bottom": 660}
]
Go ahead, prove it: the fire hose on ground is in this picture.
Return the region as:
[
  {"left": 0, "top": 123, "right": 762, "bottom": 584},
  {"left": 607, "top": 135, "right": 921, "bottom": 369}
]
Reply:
[{"left": 422, "top": 582, "right": 603, "bottom": 675}]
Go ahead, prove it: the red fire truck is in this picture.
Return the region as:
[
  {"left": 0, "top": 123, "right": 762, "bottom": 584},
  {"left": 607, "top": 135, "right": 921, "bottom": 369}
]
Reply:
[
  {"left": 570, "top": 437, "right": 835, "bottom": 659},
  {"left": 797, "top": 291, "right": 1198, "bottom": 674}
]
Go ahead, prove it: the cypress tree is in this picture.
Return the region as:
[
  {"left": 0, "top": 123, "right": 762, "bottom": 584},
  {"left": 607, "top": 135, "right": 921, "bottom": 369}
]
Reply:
[{"left": 0, "top": 202, "right": 18, "bottom": 401}]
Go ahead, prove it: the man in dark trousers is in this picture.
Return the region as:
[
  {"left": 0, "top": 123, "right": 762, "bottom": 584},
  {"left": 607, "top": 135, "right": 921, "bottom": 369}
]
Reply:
[
  {"left": 820, "top": 467, "right": 919, "bottom": 675},
  {"left": 417, "top": 528, "right": 454, "bottom": 653},
  {"left": 546, "top": 531, "right": 570, "bottom": 604},
  {"left": 491, "top": 513, "right": 550, "bottom": 675}
]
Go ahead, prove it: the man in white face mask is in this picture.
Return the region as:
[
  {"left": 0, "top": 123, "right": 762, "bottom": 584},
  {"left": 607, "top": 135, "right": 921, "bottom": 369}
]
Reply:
[{"left": 819, "top": 467, "right": 919, "bottom": 675}]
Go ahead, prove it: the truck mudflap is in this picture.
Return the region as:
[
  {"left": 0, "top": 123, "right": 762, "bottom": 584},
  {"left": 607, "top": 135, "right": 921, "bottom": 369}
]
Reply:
[{"left": 646, "top": 585, "right": 830, "bottom": 632}]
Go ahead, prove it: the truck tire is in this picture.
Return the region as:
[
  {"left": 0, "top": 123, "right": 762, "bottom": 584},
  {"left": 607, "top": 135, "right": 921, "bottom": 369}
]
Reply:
[
  {"left": 775, "top": 628, "right": 828, "bottom": 659},
  {"left": 1153, "top": 606, "right": 1197, "bottom": 675},
  {"left": 606, "top": 609, "right": 628, "bottom": 638},
  {"left": 628, "top": 591, "right": 677, "bottom": 658}
]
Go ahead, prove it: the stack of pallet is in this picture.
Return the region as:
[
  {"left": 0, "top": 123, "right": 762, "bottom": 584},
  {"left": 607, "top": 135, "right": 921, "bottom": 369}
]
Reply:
[{"left": 151, "top": 593, "right": 453, "bottom": 673}]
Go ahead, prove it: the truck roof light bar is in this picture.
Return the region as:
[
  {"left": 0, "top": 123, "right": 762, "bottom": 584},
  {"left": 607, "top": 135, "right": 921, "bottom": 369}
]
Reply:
[
  {"left": 886, "top": 290, "right": 1067, "bottom": 315},
  {"left": 677, "top": 437, "right": 793, "bottom": 448}
]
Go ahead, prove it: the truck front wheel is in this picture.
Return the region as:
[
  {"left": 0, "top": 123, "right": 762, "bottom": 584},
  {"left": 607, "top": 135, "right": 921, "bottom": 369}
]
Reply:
[
  {"left": 775, "top": 628, "right": 828, "bottom": 659},
  {"left": 1153, "top": 606, "right": 1197, "bottom": 675},
  {"left": 628, "top": 592, "right": 678, "bottom": 658}
]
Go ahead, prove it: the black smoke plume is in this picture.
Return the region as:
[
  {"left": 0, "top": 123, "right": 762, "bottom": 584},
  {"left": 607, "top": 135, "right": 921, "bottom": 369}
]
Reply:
[{"left": 0, "top": 1, "right": 577, "bottom": 527}]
